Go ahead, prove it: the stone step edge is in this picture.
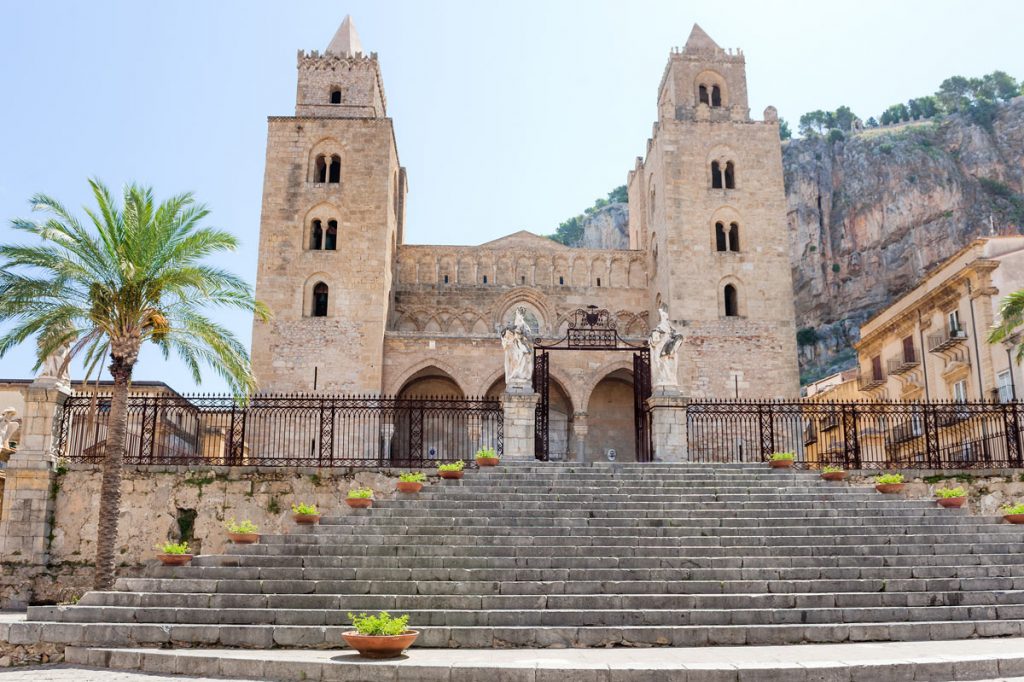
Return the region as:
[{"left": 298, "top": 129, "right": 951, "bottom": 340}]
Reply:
[{"left": 64, "top": 642, "right": 1024, "bottom": 682}]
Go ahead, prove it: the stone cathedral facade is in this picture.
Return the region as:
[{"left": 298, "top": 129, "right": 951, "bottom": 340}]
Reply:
[{"left": 250, "top": 17, "right": 799, "bottom": 462}]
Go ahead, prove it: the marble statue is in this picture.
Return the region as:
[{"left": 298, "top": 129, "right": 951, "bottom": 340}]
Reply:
[
  {"left": 35, "top": 337, "right": 71, "bottom": 390},
  {"left": 0, "top": 408, "right": 19, "bottom": 449},
  {"left": 500, "top": 307, "right": 534, "bottom": 388},
  {"left": 649, "top": 304, "right": 683, "bottom": 391}
]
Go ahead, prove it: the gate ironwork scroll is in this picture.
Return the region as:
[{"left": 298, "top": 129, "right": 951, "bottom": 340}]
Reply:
[{"left": 533, "top": 307, "right": 652, "bottom": 462}]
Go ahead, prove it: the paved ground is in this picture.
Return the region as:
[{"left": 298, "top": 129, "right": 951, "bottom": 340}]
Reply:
[{"left": 0, "top": 667, "right": 260, "bottom": 680}]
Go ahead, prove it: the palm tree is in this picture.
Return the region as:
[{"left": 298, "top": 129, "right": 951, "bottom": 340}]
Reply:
[
  {"left": 990, "top": 289, "right": 1024, "bottom": 362},
  {"left": 0, "top": 179, "right": 268, "bottom": 590}
]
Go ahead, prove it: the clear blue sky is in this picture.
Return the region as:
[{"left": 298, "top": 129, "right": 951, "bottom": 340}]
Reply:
[{"left": 1, "top": 0, "right": 1022, "bottom": 392}]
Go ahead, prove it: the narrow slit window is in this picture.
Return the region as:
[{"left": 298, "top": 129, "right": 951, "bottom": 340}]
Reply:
[{"left": 312, "top": 283, "right": 329, "bottom": 317}]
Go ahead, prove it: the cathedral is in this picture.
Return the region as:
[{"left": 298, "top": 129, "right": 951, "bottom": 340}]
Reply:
[{"left": 250, "top": 16, "right": 799, "bottom": 462}]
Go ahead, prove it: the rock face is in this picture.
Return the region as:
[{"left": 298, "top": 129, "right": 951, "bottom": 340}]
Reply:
[{"left": 575, "top": 99, "right": 1024, "bottom": 383}]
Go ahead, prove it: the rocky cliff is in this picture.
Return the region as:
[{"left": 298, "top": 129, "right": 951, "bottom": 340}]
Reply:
[{"left": 573, "top": 99, "right": 1024, "bottom": 384}]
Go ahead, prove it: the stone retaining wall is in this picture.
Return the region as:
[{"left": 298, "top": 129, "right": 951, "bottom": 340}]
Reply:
[
  {"left": 1, "top": 464, "right": 422, "bottom": 608},
  {"left": 848, "top": 469, "right": 1024, "bottom": 514}
]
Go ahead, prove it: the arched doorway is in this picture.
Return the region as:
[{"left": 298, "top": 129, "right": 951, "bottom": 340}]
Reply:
[
  {"left": 587, "top": 369, "right": 637, "bottom": 462},
  {"left": 395, "top": 367, "right": 466, "bottom": 463}
]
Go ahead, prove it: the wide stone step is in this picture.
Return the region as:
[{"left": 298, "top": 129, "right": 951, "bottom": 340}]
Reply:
[
  {"left": 70, "top": 587, "right": 1024, "bottom": 612},
  {"left": 14, "top": 618, "right": 1024, "bottom": 649},
  {"left": 110, "top": 575, "right": 1024, "bottom": 596},
  {"left": 373, "top": 500, "right": 941, "bottom": 512},
  {"left": 31, "top": 603, "right": 1024, "bottom": 627},
  {"left": 191, "top": 552, "right": 1024, "bottom": 570},
  {"left": 63, "top": 641, "right": 1024, "bottom": 682}
]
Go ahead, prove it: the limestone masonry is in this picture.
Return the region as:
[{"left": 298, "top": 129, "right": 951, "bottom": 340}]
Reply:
[{"left": 251, "top": 18, "right": 799, "bottom": 461}]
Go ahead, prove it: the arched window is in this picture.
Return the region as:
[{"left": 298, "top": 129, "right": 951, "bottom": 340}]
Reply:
[
  {"left": 724, "top": 284, "right": 738, "bottom": 317},
  {"left": 312, "top": 282, "right": 329, "bottom": 317},
  {"left": 325, "top": 220, "right": 337, "bottom": 250},
  {"left": 310, "top": 220, "right": 323, "bottom": 250},
  {"left": 711, "top": 85, "right": 722, "bottom": 107},
  {"left": 328, "top": 155, "right": 341, "bottom": 183},
  {"left": 330, "top": 90, "right": 342, "bottom": 104},
  {"left": 728, "top": 222, "right": 740, "bottom": 252},
  {"left": 715, "top": 222, "right": 727, "bottom": 252},
  {"left": 724, "top": 161, "right": 735, "bottom": 189},
  {"left": 314, "top": 155, "right": 327, "bottom": 184},
  {"left": 698, "top": 84, "right": 709, "bottom": 105},
  {"left": 711, "top": 161, "right": 723, "bottom": 189}
]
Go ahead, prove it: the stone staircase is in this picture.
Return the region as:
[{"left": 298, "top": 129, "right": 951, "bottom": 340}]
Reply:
[{"left": 18, "top": 462, "right": 1024, "bottom": 653}]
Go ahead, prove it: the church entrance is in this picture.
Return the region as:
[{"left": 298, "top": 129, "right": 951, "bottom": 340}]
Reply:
[{"left": 532, "top": 307, "right": 652, "bottom": 462}]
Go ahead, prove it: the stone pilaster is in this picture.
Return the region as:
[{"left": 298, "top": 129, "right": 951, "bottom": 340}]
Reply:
[
  {"left": 572, "top": 413, "right": 588, "bottom": 463},
  {"left": 0, "top": 384, "right": 70, "bottom": 566},
  {"left": 501, "top": 388, "right": 539, "bottom": 460},
  {"left": 646, "top": 392, "right": 689, "bottom": 462}
]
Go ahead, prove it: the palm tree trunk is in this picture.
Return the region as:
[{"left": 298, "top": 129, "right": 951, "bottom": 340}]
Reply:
[{"left": 93, "top": 356, "right": 133, "bottom": 591}]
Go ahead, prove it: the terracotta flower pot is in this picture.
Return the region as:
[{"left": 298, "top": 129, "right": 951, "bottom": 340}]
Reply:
[
  {"left": 293, "top": 513, "right": 321, "bottom": 525},
  {"left": 342, "top": 630, "right": 419, "bottom": 659},
  {"left": 1004, "top": 514, "right": 1024, "bottom": 524},
  {"left": 821, "top": 471, "right": 846, "bottom": 481},
  {"left": 439, "top": 470, "right": 464, "bottom": 480},
  {"left": 475, "top": 457, "right": 499, "bottom": 467},
  {"left": 769, "top": 459, "right": 794, "bottom": 468},
  {"left": 875, "top": 483, "right": 905, "bottom": 494},
  {"left": 396, "top": 481, "right": 423, "bottom": 493},
  {"left": 227, "top": 532, "right": 260, "bottom": 544},
  {"left": 346, "top": 497, "right": 373, "bottom": 509},
  {"left": 158, "top": 553, "right": 193, "bottom": 566},
  {"left": 937, "top": 497, "right": 966, "bottom": 508}
]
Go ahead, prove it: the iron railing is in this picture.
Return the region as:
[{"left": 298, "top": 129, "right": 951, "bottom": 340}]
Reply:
[
  {"left": 57, "top": 393, "right": 502, "bottom": 468},
  {"left": 685, "top": 400, "right": 1023, "bottom": 469}
]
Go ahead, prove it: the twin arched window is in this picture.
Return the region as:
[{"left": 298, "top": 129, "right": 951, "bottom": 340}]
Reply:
[
  {"left": 711, "top": 161, "right": 735, "bottom": 189},
  {"left": 312, "top": 282, "right": 329, "bottom": 317},
  {"left": 314, "top": 155, "right": 341, "bottom": 184},
  {"left": 698, "top": 84, "right": 723, "bottom": 107},
  {"left": 715, "top": 222, "right": 740, "bottom": 252},
  {"left": 310, "top": 219, "right": 338, "bottom": 251}
]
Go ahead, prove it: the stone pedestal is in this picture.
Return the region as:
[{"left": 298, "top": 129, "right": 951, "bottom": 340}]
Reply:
[
  {"left": 646, "top": 392, "right": 690, "bottom": 462},
  {"left": 501, "top": 389, "right": 539, "bottom": 460},
  {"left": 0, "top": 384, "right": 70, "bottom": 565}
]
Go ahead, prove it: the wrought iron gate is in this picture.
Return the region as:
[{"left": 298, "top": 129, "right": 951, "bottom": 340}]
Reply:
[{"left": 532, "top": 307, "right": 652, "bottom": 462}]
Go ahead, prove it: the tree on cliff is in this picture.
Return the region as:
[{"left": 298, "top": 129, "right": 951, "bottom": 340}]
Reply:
[{"left": 0, "top": 180, "right": 268, "bottom": 590}]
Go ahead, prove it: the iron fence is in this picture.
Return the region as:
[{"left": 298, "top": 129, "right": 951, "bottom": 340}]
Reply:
[
  {"left": 685, "top": 400, "right": 1023, "bottom": 469},
  {"left": 57, "top": 393, "right": 502, "bottom": 468}
]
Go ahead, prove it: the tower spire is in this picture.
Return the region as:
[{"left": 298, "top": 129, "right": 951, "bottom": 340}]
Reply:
[
  {"left": 326, "top": 15, "right": 363, "bottom": 57},
  {"left": 683, "top": 24, "right": 722, "bottom": 53}
]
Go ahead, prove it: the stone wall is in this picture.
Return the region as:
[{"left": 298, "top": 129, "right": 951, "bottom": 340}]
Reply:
[
  {"left": 850, "top": 470, "right": 1024, "bottom": 515},
  {"left": 0, "top": 464, "right": 423, "bottom": 608}
]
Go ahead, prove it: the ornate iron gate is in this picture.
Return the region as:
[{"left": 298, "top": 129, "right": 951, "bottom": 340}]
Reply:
[{"left": 533, "top": 307, "right": 651, "bottom": 462}]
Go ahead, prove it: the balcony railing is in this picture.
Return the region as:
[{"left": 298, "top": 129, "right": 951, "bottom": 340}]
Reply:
[
  {"left": 887, "top": 354, "right": 920, "bottom": 376},
  {"left": 928, "top": 328, "right": 968, "bottom": 353},
  {"left": 858, "top": 372, "right": 887, "bottom": 391}
]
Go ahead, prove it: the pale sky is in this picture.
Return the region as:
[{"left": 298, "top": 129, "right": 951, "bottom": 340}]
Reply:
[{"left": 1, "top": 0, "right": 1022, "bottom": 391}]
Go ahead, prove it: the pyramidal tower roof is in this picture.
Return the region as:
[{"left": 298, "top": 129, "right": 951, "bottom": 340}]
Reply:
[
  {"left": 683, "top": 23, "right": 722, "bottom": 53},
  {"left": 326, "top": 15, "right": 364, "bottom": 57}
]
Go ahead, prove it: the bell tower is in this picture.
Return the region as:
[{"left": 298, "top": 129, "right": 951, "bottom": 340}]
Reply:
[
  {"left": 251, "top": 16, "right": 406, "bottom": 393},
  {"left": 627, "top": 25, "right": 799, "bottom": 399}
]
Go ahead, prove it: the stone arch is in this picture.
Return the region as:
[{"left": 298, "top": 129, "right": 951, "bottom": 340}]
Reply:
[
  {"left": 302, "top": 272, "right": 334, "bottom": 317},
  {"left": 457, "top": 257, "right": 475, "bottom": 284},
  {"left": 626, "top": 312, "right": 650, "bottom": 338},
  {"left": 308, "top": 137, "right": 343, "bottom": 184},
  {"left": 571, "top": 256, "right": 589, "bottom": 287},
  {"left": 418, "top": 257, "right": 437, "bottom": 285},
  {"left": 584, "top": 363, "right": 638, "bottom": 462},
  {"left": 629, "top": 256, "right": 647, "bottom": 288},
  {"left": 389, "top": 360, "right": 468, "bottom": 397},
  {"left": 534, "top": 256, "right": 553, "bottom": 286},
  {"left": 302, "top": 202, "right": 342, "bottom": 251},
  {"left": 438, "top": 256, "right": 456, "bottom": 285},
  {"left": 490, "top": 288, "right": 554, "bottom": 335},
  {"left": 393, "top": 308, "right": 418, "bottom": 332},
  {"left": 582, "top": 359, "right": 635, "bottom": 413},
  {"left": 610, "top": 256, "right": 628, "bottom": 288},
  {"left": 695, "top": 70, "right": 729, "bottom": 108},
  {"left": 591, "top": 257, "right": 608, "bottom": 287},
  {"left": 707, "top": 146, "right": 738, "bottom": 190},
  {"left": 553, "top": 256, "right": 569, "bottom": 286}
]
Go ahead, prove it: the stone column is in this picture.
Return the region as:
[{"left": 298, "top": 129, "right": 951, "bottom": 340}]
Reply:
[
  {"left": 0, "top": 382, "right": 71, "bottom": 565},
  {"left": 572, "top": 413, "right": 588, "bottom": 463},
  {"left": 501, "top": 385, "right": 539, "bottom": 460},
  {"left": 646, "top": 390, "right": 689, "bottom": 462}
]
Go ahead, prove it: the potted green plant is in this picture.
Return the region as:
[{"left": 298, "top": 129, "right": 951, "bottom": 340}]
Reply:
[
  {"left": 935, "top": 486, "right": 967, "bottom": 508},
  {"left": 224, "top": 518, "right": 260, "bottom": 544},
  {"left": 874, "top": 472, "right": 905, "bottom": 494},
  {"left": 291, "top": 502, "right": 321, "bottom": 524},
  {"left": 475, "top": 446, "right": 500, "bottom": 467},
  {"left": 768, "top": 452, "right": 795, "bottom": 469},
  {"left": 396, "top": 472, "right": 426, "bottom": 493},
  {"left": 1001, "top": 502, "right": 1024, "bottom": 524},
  {"left": 438, "top": 460, "right": 465, "bottom": 480},
  {"left": 821, "top": 465, "right": 846, "bottom": 481},
  {"left": 156, "top": 541, "right": 193, "bottom": 566},
  {"left": 346, "top": 487, "right": 374, "bottom": 509},
  {"left": 342, "top": 611, "right": 419, "bottom": 659}
]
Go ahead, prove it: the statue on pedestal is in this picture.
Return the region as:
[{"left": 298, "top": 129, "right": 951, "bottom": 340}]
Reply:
[
  {"left": 649, "top": 304, "right": 683, "bottom": 392},
  {"left": 34, "top": 337, "right": 71, "bottom": 391},
  {"left": 0, "top": 407, "right": 19, "bottom": 452},
  {"left": 500, "top": 307, "right": 534, "bottom": 390}
]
